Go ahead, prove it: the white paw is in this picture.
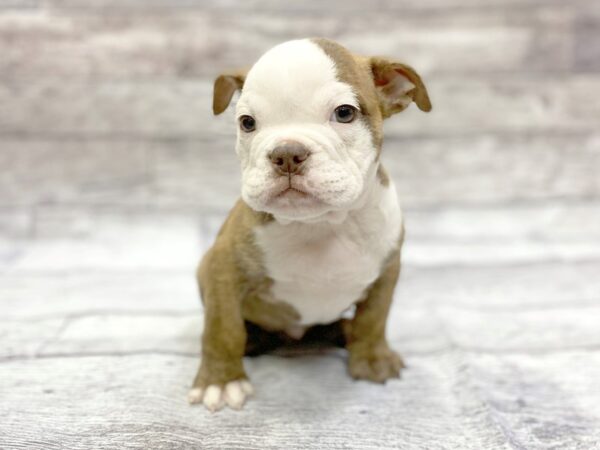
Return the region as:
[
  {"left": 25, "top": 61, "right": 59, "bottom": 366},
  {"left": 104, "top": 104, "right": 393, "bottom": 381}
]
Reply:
[{"left": 188, "top": 380, "right": 253, "bottom": 412}]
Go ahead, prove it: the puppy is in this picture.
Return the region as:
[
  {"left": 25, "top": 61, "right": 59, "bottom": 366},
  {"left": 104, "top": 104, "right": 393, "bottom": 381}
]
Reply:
[{"left": 188, "top": 38, "right": 431, "bottom": 411}]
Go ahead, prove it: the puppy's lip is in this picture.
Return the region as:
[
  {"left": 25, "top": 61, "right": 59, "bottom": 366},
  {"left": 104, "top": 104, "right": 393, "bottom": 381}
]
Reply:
[
  {"left": 267, "top": 182, "right": 325, "bottom": 207},
  {"left": 275, "top": 186, "right": 311, "bottom": 198}
]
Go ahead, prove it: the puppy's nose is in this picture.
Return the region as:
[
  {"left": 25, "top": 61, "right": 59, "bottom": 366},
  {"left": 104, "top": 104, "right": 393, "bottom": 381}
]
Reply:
[{"left": 268, "top": 142, "right": 311, "bottom": 175}]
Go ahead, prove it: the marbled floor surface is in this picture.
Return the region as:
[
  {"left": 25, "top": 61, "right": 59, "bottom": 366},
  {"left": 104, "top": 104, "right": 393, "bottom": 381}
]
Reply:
[{"left": 1, "top": 1, "right": 600, "bottom": 449}]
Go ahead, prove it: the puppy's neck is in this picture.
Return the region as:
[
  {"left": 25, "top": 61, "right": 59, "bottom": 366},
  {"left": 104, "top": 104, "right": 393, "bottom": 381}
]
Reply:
[{"left": 275, "top": 209, "right": 349, "bottom": 226}]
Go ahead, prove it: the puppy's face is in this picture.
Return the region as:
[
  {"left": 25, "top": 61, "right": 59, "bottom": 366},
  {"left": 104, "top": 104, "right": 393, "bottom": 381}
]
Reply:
[{"left": 213, "top": 39, "right": 431, "bottom": 222}]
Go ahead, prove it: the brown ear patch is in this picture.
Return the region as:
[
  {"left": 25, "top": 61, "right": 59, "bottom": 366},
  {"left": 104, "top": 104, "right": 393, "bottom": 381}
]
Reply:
[
  {"left": 370, "top": 57, "right": 432, "bottom": 117},
  {"left": 311, "top": 38, "right": 385, "bottom": 152},
  {"left": 393, "top": 64, "right": 432, "bottom": 112},
  {"left": 213, "top": 71, "right": 246, "bottom": 115}
]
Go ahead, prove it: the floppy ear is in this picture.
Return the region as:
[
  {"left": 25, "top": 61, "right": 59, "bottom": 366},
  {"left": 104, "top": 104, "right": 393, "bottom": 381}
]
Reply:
[
  {"left": 370, "top": 57, "right": 432, "bottom": 118},
  {"left": 212, "top": 69, "right": 247, "bottom": 115}
]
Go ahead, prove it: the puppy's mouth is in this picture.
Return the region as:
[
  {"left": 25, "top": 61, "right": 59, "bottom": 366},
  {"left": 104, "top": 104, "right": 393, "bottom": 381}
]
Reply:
[
  {"left": 268, "top": 177, "right": 321, "bottom": 205},
  {"left": 275, "top": 186, "right": 311, "bottom": 198}
]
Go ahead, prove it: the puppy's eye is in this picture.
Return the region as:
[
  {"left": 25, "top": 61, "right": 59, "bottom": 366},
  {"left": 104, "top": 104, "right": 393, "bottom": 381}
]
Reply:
[
  {"left": 332, "top": 105, "right": 357, "bottom": 124},
  {"left": 239, "top": 115, "right": 256, "bottom": 132}
]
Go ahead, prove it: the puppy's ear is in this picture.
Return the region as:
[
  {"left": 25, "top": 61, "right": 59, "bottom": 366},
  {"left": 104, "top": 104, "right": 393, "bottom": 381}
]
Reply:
[
  {"left": 369, "top": 57, "right": 432, "bottom": 118},
  {"left": 212, "top": 69, "right": 247, "bottom": 115}
]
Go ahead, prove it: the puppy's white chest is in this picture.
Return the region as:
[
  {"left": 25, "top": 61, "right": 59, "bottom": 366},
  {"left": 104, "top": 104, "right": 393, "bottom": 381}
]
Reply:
[
  {"left": 257, "top": 228, "right": 379, "bottom": 325},
  {"left": 254, "top": 186, "right": 402, "bottom": 325}
]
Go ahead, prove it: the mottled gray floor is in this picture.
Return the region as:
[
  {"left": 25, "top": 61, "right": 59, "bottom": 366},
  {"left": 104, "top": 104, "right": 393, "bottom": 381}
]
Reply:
[{"left": 1, "top": 1, "right": 600, "bottom": 449}]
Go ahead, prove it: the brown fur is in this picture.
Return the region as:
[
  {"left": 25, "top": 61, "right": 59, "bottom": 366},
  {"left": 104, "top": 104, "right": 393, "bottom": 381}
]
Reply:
[
  {"left": 192, "top": 40, "right": 430, "bottom": 396},
  {"left": 192, "top": 201, "right": 303, "bottom": 389},
  {"left": 241, "top": 278, "right": 301, "bottom": 332},
  {"left": 193, "top": 199, "right": 405, "bottom": 389},
  {"left": 312, "top": 38, "right": 432, "bottom": 151},
  {"left": 370, "top": 57, "right": 432, "bottom": 116},
  {"left": 312, "top": 38, "right": 385, "bottom": 152},
  {"left": 311, "top": 38, "right": 428, "bottom": 191},
  {"left": 345, "top": 226, "right": 405, "bottom": 382},
  {"left": 212, "top": 69, "right": 247, "bottom": 115},
  {"left": 377, "top": 164, "right": 390, "bottom": 187}
]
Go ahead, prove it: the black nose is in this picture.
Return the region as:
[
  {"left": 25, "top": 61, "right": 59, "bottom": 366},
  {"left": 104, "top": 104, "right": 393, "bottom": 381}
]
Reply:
[{"left": 268, "top": 142, "right": 311, "bottom": 175}]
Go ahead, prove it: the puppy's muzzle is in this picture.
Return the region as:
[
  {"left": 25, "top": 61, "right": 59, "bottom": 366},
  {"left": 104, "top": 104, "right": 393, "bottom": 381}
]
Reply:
[{"left": 268, "top": 141, "right": 311, "bottom": 176}]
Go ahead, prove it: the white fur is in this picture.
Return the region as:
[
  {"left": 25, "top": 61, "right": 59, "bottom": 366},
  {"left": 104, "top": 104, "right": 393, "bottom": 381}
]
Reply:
[
  {"left": 187, "top": 387, "right": 204, "bottom": 404},
  {"left": 236, "top": 39, "right": 376, "bottom": 222},
  {"left": 254, "top": 179, "right": 403, "bottom": 326},
  {"left": 236, "top": 39, "right": 403, "bottom": 326},
  {"left": 188, "top": 380, "right": 254, "bottom": 412}
]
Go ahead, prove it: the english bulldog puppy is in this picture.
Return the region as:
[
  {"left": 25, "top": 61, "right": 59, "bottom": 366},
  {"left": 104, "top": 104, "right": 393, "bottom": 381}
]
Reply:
[{"left": 189, "top": 38, "right": 431, "bottom": 411}]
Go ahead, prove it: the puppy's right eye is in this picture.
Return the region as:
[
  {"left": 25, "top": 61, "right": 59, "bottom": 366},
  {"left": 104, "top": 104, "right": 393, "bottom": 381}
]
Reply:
[{"left": 239, "top": 115, "right": 256, "bottom": 132}]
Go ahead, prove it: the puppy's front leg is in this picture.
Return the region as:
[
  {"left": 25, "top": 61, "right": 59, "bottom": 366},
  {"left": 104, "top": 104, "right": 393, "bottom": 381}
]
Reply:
[
  {"left": 346, "top": 248, "right": 404, "bottom": 383},
  {"left": 188, "top": 247, "right": 253, "bottom": 411}
]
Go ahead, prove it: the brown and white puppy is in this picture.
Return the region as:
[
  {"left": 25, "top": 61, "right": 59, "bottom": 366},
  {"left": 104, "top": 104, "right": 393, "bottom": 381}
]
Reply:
[{"left": 188, "top": 38, "right": 431, "bottom": 411}]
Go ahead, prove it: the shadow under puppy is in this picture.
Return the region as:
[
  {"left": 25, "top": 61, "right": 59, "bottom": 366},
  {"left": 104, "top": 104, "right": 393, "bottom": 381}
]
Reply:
[{"left": 189, "top": 38, "right": 431, "bottom": 411}]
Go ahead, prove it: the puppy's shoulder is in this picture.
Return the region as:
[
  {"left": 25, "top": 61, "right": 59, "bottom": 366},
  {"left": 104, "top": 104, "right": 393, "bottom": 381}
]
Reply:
[
  {"left": 211, "top": 199, "right": 273, "bottom": 275},
  {"left": 216, "top": 199, "right": 273, "bottom": 240}
]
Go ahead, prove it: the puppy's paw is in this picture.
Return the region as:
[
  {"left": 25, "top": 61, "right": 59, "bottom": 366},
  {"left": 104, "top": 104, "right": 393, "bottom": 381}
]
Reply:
[
  {"left": 188, "top": 379, "right": 254, "bottom": 412},
  {"left": 348, "top": 344, "right": 404, "bottom": 383}
]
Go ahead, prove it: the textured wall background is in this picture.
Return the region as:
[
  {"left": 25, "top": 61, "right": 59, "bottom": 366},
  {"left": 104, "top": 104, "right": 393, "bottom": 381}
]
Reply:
[{"left": 1, "top": 1, "right": 599, "bottom": 449}]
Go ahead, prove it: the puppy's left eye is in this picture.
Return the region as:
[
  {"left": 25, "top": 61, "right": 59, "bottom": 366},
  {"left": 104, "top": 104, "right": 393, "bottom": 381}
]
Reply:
[{"left": 331, "top": 105, "right": 357, "bottom": 123}]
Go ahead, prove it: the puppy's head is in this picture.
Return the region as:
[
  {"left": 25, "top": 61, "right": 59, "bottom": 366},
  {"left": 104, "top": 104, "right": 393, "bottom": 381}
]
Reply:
[{"left": 213, "top": 38, "right": 431, "bottom": 222}]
